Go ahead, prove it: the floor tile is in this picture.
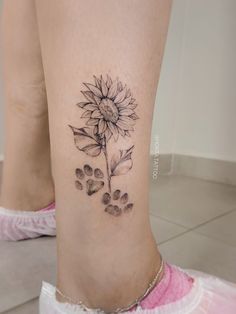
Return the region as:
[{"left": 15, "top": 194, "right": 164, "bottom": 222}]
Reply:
[
  {"left": 159, "top": 231, "right": 236, "bottom": 283},
  {"left": 150, "top": 215, "right": 187, "bottom": 244},
  {"left": 0, "top": 237, "right": 56, "bottom": 313},
  {"left": 150, "top": 175, "right": 236, "bottom": 228},
  {"left": 1, "top": 173, "right": 236, "bottom": 312},
  {"left": 194, "top": 210, "right": 236, "bottom": 247},
  {"left": 3, "top": 299, "right": 38, "bottom": 314}
]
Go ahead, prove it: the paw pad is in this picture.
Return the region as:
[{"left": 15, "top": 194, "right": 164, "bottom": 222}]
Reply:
[
  {"left": 75, "top": 165, "right": 104, "bottom": 196},
  {"left": 102, "top": 190, "right": 134, "bottom": 216}
]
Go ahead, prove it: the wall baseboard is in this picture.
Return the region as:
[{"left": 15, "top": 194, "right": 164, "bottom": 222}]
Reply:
[
  {"left": 150, "top": 153, "right": 172, "bottom": 178},
  {"left": 150, "top": 154, "right": 236, "bottom": 186},
  {"left": 172, "top": 154, "right": 236, "bottom": 186},
  {"left": 1, "top": 154, "right": 235, "bottom": 186}
]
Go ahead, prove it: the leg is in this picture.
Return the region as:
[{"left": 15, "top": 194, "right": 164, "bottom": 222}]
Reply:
[
  {"left": 0, "top": 0, "right": 54, "bottom": 211},
  {"left": 36, "top": 0, "right": 172, "bottom": 311}
]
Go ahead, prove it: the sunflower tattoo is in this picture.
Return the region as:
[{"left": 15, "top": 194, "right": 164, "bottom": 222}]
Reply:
[{"left": 69, "top": 75, "right": 138, "bottom": 216}]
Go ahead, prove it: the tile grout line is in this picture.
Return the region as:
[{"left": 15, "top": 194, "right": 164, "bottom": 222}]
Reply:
[
  {"left": 1, "top": 297, "right": 38, "bottom": 314},
  {"left": 187, "top": 207, "right": 236, "bottom": 231},
  {"left": 151, "top": 206, "right": 236, "bottom": 232},
  {"left": 149, "top": 213, "right": 188, "bottom": 229},
  {"left": 158, "top": 207, "right": 236, "bottom": 247}
]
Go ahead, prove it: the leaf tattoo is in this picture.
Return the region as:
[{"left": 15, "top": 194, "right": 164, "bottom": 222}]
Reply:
[
  {"left": 110, "top": 146, "right": 134, "bottom": 176},
  {"left": 69, "top": 75, "right": 138, "bottom": 216},
  {"left": 69, "top": 126, "right": 103, "bottom": 157}
]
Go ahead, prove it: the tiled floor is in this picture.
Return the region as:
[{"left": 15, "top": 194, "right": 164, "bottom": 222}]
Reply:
[{"left": 1, "top": 174, "right": 236, "bottom": 314}]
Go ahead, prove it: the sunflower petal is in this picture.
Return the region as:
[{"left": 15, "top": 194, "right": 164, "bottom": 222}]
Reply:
[
  {"left": 83, "top": 103, "right": 98, "bottom": 111},
  {"left": 106, "top": 75, "right": 112, "bottom": 89},
  {"left": 117, "top": 126, "right": 125, "bottom": 136},
  {"left": 108, "top": 122, "right": 119, "bottom": 141},
  {"left": 93, "top": 75, "right": 101, "bottom": 89},
  {"left": 114, "top": 87, "right": 127, "bottom": 104},
  {"left": 98, "top": 119, "right": 107, "bottom": 133},
  {"left": 101, "top": 76, "right": 108, "bottom": 97},
  {"left": 81, "top": 111, "right": 92, "bottom": 118},
  {"left": 117, "top": 96, "right": 132, "bottom": 108},
  {"left": 86, "top": 118, "right": 99, "bottom": 126},
  {"left": 130, "top": 113, "right": 139, "bottom": 120},
  {"left": 128, "top": 103, "right": 137, "bottom": 109},
  {"left": 119, "top": 108, "right": 134, "bottom": 116},
  {"left": 116, "top": 120, "right": 134, "bottom": 131},
  {"left": 91, "top": 109, "right": 103, "bottom": 118},
  {"left": 81, "top": 91, "right": 96, "bottom": 103},
  {"left": 119, "top": 115, "right": 136, "bottom": 126},
  {"left": 83, "top": 83, "right": 103, "bottom": 98},
  {"left": 104, "top": 127, "right": 112, "bottom": 141},
  {"left": 107, "top": 79, "right": 118, "bottom": 99},
  {"left": 117, "top": 81, "right": 123, "bottom": 92},
  {"left": 93, "top": 95, "right": 101, "bottom": 106},
  {"left": 93, "top": 125, "right": 98, "bottom": 135},
  {"left": 126, "top": 89, "right": 131, "bottom": 97},
  {"left": 77, "top": 102, "right": 91, "bottom": 108}
]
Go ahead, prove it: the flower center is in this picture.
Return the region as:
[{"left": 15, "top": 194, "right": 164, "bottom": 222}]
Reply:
[{"left": 99, "top": 98, "right": 119, "bottom": 123}]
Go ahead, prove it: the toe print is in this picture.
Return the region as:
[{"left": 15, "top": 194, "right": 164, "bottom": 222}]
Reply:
[
  {"left": 102, "top": 192, "right": 111, "bottom": 205},
  {"left": 120, "top": 193, "right": 128, "bottom": 204},
  {"left": 75, "top": 180, "right": 83, "bottom": 190},
  {"left": 94, "top": 168, "right": 104, "bottom": 179},
  {"left": 84, "top": 164, "right": 93, "bottom": 176},
  {"left": 113, "top": 189, "right": 121, "bottom": 200},
  {"left": 105, "top": 204, "right": 122, "bottom": 217},
  {"left": 75, "top": 168, "right": 85, "bottom": 180},
  {"left": 102, "top": 190, "right": 134, "bottom": 216},
  {"left": 75, "top": 165, "right": 104, "bottom": 196}
]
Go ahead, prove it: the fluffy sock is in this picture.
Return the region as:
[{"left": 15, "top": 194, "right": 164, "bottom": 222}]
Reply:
[{"left": 0, "top": 202, "right": 56, "bottom": 241}]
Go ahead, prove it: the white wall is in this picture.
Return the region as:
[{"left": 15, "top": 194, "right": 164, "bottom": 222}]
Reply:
[
  {"left": 0, "top": 0, "right": 236, "bottom": 162},
  {"left": 153, "top": 0, "right": 236, "bottom": 162},
  {"left": 151, "top": 0, "right": 186, "bottom": 155}
]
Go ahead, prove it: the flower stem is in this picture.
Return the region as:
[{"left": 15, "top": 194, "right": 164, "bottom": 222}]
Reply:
[{"left": 103, "top": 137, "right": 111, "bottom": 193}]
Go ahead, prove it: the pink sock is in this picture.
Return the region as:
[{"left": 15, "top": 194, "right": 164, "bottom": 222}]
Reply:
[
  {"left": 40, "top": 201, "right": 56, "bottom": 211},
  {"left": 0, "top": 202, "right": 56, "bottom": 241},
  {"left": 130, "top": 262, "right": 194, "bottom": 311}
]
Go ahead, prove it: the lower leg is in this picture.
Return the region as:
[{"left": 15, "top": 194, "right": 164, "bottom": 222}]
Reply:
[
  {"left": 0, "top": 0, "right": 54, "bottom": 211},
  {"left": 36, "top": 0, "right": 172, "bottom": 311}
]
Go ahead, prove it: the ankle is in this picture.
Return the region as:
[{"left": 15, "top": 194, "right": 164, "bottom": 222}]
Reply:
[
  {"left": 1, "top": 171, "right": 54, "bottom": 211},
  {"left": 57, "top": 235, "right": 160, "bottom": 312}
]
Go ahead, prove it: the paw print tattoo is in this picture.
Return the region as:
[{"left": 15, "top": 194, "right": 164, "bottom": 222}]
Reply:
[
  {"left": 102, "top": 189, "right": 134, "bottom": 216},
  {"left": 75, "top": 164, "right": 104, "bottom": 196}
]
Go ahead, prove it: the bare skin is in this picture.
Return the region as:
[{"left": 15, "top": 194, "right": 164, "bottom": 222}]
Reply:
[
  {"left": 0, "top": 0, "right": 54, "bottom": 211},
  {"left": 34, "top": 0, "right": 173, "bottom": 311}
]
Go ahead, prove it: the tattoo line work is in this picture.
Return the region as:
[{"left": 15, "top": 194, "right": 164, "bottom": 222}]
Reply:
[
  {"left": 69, "top": 75, "right": 138, "bottom": 216},
  {"left": 102, "top": 190, "right": 134, "bottom": 217},
  {"left": 75, "top": 165, "right": 104, "bottom": 196}
]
